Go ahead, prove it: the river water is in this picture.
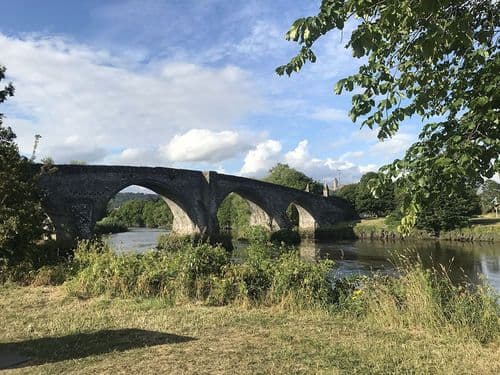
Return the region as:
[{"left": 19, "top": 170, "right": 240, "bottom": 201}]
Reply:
[{"left": 106, "top": 228, "right": 500, "bottom": 292}]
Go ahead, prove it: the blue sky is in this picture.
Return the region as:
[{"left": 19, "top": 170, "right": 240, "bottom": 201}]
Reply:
[{"left": 1, "top": 0, "right": 420, "bottom": 184}]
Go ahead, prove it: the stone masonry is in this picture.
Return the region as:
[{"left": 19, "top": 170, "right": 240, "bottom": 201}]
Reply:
[{"left": 34, "top": 165, "right": 358, "bottom": 245}]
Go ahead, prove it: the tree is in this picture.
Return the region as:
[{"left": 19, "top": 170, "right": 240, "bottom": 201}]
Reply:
[
  {"left": 277, "top": 0, "right": 499, "bottom": 232},
  {"left": 415, "top": 180, "right": 481, "bottom": 234},
  {"left": 264, "top": 163, "right": 323, "bottom": 194},
  {"left": 334, "top": 173, "right": 396, "bottom": 216},
  {"left": 0, "top": 66, "right": 46, "bottom": 266},
  {"left": 355, "top": 172, "right": 396, "bottom": 216},
  {"left": 335, "top": 183, "right": 358, "bottom": 206},
  {"left": 105, "top": 198, "right": 173, "bottom": 228},
  {"left": 217, "top": 193, "right": 251, "bottom": 235},
  {"left": 479, "top": 180, "right": 500, "bottom": 214}
]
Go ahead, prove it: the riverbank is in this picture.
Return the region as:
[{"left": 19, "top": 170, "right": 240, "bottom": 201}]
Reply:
[
  {"left": 1, "top": 237, "right": 499, "bottom": 373},
  {"left": 1, "top": 284, "right": 498, "bottom": 374},
  {"left": 353, "top": 215, "right": 500, "bottom": 242}
]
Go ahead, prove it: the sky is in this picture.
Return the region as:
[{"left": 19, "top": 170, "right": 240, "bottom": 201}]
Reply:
[{"left": 0, "top": 0, "right": 422, "bottom": 185}]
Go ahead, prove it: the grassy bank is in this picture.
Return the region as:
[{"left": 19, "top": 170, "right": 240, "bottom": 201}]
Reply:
[
  {"left": 0, "top": 281, "right": 498, "bottom": 374},
  {"left": 353, "top": 215, "right": 500, "bottom": 242},
  {"left": 1, "top": 238, "right": 499, "bottom": 373}
]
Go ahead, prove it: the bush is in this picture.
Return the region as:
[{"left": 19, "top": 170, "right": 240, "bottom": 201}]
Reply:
[
  {"left": 94, "top": 217, "right": 128, "bottom": 234},
  {"left": 242, "top": 225, "right": 271, "bottom": 244},
  {"left": 65, "top": 239, "right": 335, "bottom": 308},
  {"left": 30, "top": 264, "right": 69, "bottom": 286},
  {"left": 270, "top": 229, "right": 301, "bottom": 245},
  {"left": 156, "top": 234, "right": 197, "bottom": 252},
  {"left": 268, "top": 251, "right": 334, "bottom": 307}
]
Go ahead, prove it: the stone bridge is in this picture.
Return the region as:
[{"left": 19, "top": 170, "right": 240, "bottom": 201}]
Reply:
[{"left": 35, "top": 165, "right": 357, "bottom": 245}]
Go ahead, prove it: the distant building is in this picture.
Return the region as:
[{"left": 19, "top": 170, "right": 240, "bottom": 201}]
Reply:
[
  {"left": 323, "top": 183, "right": 329, "bottom": 197},
  {"left": 332, "top": 177, "right": 339, "bottom": 191}
]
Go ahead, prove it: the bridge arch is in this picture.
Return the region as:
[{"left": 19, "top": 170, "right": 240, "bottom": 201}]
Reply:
[
  {"left": 286, "top": 201, "right": 318, "bottom": 235},
  {"left": 215, "top": 189, "right": 282, "bottom": 233},
  {"left": 95, "top": 180, "right": 201, "bottom": 236}
]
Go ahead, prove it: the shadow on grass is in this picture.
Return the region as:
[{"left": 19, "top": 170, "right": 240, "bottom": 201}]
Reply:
[{"left": 0, "top": 328, "right": 196, "bottom": 369}]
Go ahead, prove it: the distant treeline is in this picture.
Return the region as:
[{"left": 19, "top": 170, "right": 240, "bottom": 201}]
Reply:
[
  {"left": 107, "top": 192, "right": 159, "bottom": 210},
  {"left": 101, "top": 194, "right": 173, "bottom": 229}
]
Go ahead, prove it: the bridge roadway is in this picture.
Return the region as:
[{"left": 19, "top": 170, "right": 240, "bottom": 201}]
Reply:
[{"left": 35, "top": 164, "right": 357, "bottom": 245}]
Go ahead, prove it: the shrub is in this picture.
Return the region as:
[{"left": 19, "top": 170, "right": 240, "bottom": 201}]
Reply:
[
  {"left": 156, "top": 234, "right": 197, "bottom": 252},
  {"left": 30, "top": 264, "right": 69, "bottom": 286},
  {"left": 242, "top": 225, "right": 271, "bottom": 244},
  {"left": 268, "top": 251, "right": 334, "bottom": 307},
  {"left": 94, "top": 217, "right": 128, "bottom": 234},
  {"left": 65, "top": 239, "right": 335, "bottom": 309},
  {"left": 270, "top": 229, "right": 301, "bottom": 245}
]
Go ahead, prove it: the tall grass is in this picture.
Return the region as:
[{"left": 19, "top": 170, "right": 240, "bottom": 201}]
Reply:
[
  {"left": 64, "top": 238, "right": 499, "bottom": 344},
  {"left": 340, "top": 256, "right": 499, "bottom": 343},
  {"left": 66, "top": 239, "right": 335, "bottom": 308}
]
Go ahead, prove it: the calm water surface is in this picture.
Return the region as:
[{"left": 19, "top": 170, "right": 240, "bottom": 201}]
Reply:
[{"left": 107, "top": 228, "right": 500, "bottom": 292}]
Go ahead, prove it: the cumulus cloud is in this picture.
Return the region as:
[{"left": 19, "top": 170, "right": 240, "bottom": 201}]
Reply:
[
  {"left": 239, "top": 140, "right": 282, "bottom": 176},
  {"left": 161, "top": 128, "right": 250, "bottom": 162},
  {"left": 239, "top": 138, "right": 377, "bottom": 183},
  {"left": 284, "top": 140, "right": 369, "bottom": 183},
  {"left": 0, "top": 33, "right": 262, "bottom": 165}
]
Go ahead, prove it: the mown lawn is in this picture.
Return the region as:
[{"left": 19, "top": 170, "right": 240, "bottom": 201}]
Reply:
[{"left": 1, "top": 284, "right": 499, "bottom": 374}]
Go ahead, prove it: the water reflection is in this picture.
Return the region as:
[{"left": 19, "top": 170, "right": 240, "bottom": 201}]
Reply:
[{"left": 306, "top": 239, "right": 500, "bottom": 291}]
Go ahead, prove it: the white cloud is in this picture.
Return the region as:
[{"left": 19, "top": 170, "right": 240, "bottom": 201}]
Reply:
[
  {"left": 239, "top": 138, "right": 379, "bottom": 183},
  {"left": 162, "top": 129, "right": 250, "bottom": 162},
  {"left": 104, "top": 147, "right": 162, "bottom": 166},
  {"left": 340, "top": 151, "right": 364, "bottom": 160},
  {"left": 310, "top": 107, "right": 348, "bottom": 122},
  {"left": 239, "top": 140, "right": 282, "bottom": 177},
  {"left": 370, "top": 132, "right": 415, "bottom": 158},
  {"left": 234, "top": 20, "right": 283, "bottom": 57},
  {"left": 0, "top": 33, "right": 262, "bottom": 165},
  {"left": 284, "top": 140, "right": 366, "bottom": 183},
  {"left": 359, "top": 164, "right": 378, "bottom": 174}
]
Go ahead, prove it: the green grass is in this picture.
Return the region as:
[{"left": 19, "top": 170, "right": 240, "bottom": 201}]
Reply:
[
  {"left": 353, "top": 215, "right": 500, "bottom": 241},
  {"left": 0, "top": 283, "right": 499, "bottom": 374},
  {"left": 1, "top": 238, "right": 499, "bottom": 373}
]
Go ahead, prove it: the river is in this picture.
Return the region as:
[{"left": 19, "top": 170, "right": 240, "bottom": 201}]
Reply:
[{"left": 106, "top": 228, "right": 500, "bottom": 292}]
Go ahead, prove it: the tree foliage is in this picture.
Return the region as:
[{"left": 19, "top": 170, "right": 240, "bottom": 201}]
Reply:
[
  {"left": 0, "top": 66, "right": 46, "bottom": 266},
  {"left": 355, "top": 172, "right": 396, "bottom": 216},
  {"left": 415, "top": 180, "right": 481, "bottom": 234},
  {"left": 335, "top": 183, "right": 358, "bottom": 206},
  {"left": 106, "top": 198, "right": 173, "bottom": 228},
  {"left": 479, "top": 180, "right": 500, "bottom": 214},
  {"left": 264, "top": 163, "right": 323, "bottom": 193},
  {"left": 217, "top": 193, "right": 251, "bottom": 234},
  {"left": 335, "top": 172, "right": 396, "bottom": 216},
  {"left": 277, "top": 0, "right": 499, "bottom": 233}
]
